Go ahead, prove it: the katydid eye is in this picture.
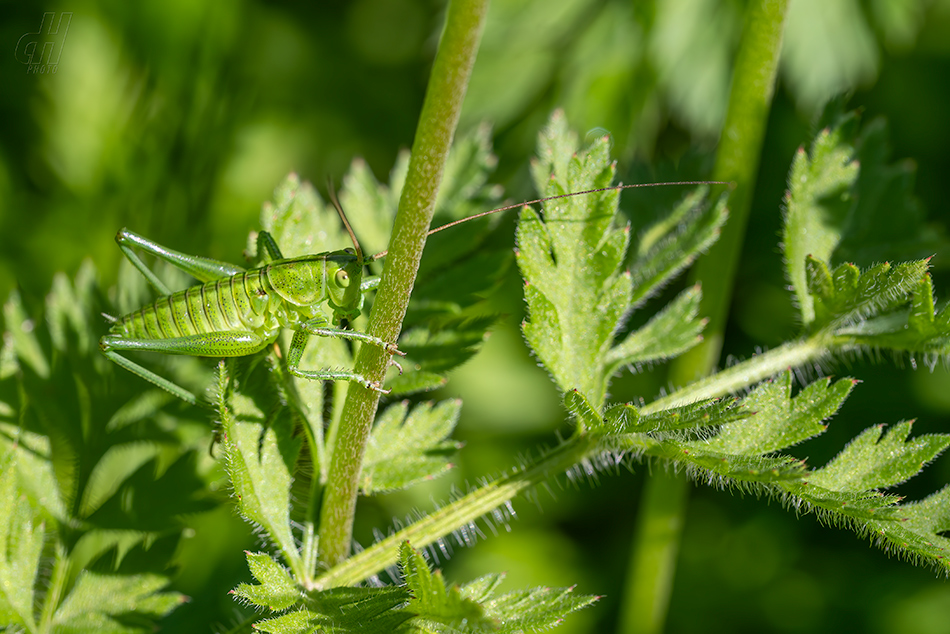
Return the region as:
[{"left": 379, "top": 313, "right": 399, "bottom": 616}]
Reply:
[{"left": 334, "top": 269, "right": 351, "bottom": 288}]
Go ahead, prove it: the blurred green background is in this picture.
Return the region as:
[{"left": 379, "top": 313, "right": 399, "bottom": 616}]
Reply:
[{"left": 3, "top": 0, "right": 950, "bottom": 632}]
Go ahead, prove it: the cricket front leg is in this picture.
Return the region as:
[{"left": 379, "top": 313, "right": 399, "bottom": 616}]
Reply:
[
  {"left": 285, "top": 330, "right": 397, "bottom": 394},
  {"left": 299, "top": 318, "right": 405, "bottom": 357}
]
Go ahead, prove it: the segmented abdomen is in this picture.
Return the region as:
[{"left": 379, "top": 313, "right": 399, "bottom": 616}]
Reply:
[{"left": 114, "top": 270, "right": 269, "bottom": 340}]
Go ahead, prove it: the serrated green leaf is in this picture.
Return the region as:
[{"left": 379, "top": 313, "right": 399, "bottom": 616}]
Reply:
[
  {"left": 634, "top": 397, "right": 745, "bottom": 434},
  {"left": 233, "top": 551, "right": 301, "bottom": 611},
  {"left": 458, "top": 573, "right": 506, "bottom": 604},
  {"left": 361, "top": 401, "right": 463, "bottom": 494},
  {"left": 602, "top": 402, "right": 641, "bottom": 434},
  {"left": 254, "top": 586, "right": 412, "bottom": 634},
  {"left": 805, "top": 255, "right": 835, "bottom": 302},
  {"left": 518, "top": 112, "right": 722, "bottom": 407},
  {"left": 563, "top": 389, "right": 603, "bottom": 433},
  {"left": 784, "top": 109, "right": 949, "bottom": 329},
  {"left": 699, "top": 372, "right": 853, "bottom": 455},
  {"left": 68, "top": 529, "right": 163, "bottom": 579},
  {"left": 623, "top": 366, "right": 950, "bottom": 571},
  {"left": 612, "top": 373, "right": 852, "bottom": 487},
  {"left": 305, "top": 586, "right": 413, "bottom": 629},
  {"left": 876, "top": 486, "right": 950, "bottom": 569},
  {"left": 783, "top": 114, "right": 860, "bottom": 324},
  {"left": 0, "top": 452, "right": 43, "bottom": 631},
  {"left": 808, "top": 421, "right": 950, "bottom": 491},
  {"left": 908, "top": 273, "right": 936, "bottom": 333},
  {"left": 217, "top": 363, "right": 302, "bottom": 572},
  {"left": 79, "top": 442, "right": 163, "bottom": 517},
  {"left": 53, "top": 571, "right": 183, "bottom": 632},
  {"left": 629, "top": 188, "right": 728, "bottom": 308},
  {"left": 5, "top": 265, "right": 209, "bottom": 547},
  {"left": 400, "top": 541, "right": 491, "bottom": 630},
  {"left": 517, "top": 115, "right": 627, "bottom": 404},
  {"left": 650, "top": 439, "right": 809, "bottom": 482},
  {"left": 257, "top": 173, "right": 346, "bottom": 259},
  {"left": 409, "top": 251, "right": 510, "bottom": 323},
  {"left": 0, "top": 422, "right": 67, "bottom": 522},
  {"left": 339, "top": 155, "right": 405, "bottom": 259},
  {"left": 478, "top": 584, "right": 599, "bottom": 634},
  {"left": 807, "top": 257, "right": 929, "bottom": 331},
  {"left": 398, "top": 313, "right": 498, "bottom": 375},
  {"left": 835, "top": 118, "right": 943, "bottom": 267},
  {"left": 254, "top": 608, "right": 318, "bottom": 634},
  {"left": 46, "top": 262, "right": 99, "bottom": 357},
  {"left": 835, "top": 269, "right": 950, "bottom": 359},
  {"left": 790, "top": 482, "right": 902, "bottom": 521},
  {"left": 104, "top": 389, "right": 176, "bottom": 432},
  {"left": 386, "top": 371, "right": 448, "bottom": 397},
  {"left": 340, "top": 125, "right": 501, "bottom": 263},
  {"left": 606, "top": 284, "right": 705, "bottom": 373},
  {"left": 396, "top": 543, "right": 597, "bottom": 633}
]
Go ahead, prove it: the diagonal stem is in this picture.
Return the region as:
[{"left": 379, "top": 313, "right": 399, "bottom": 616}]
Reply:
[{"left": 312, "top": 334, "right": 829, "bottom": 589}]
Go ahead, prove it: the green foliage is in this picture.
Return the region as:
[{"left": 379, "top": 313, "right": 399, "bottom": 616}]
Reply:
[
  {"left": 0, "top": 264, "right": 205, "bottom": 632},
  {"left": 361, "top": 400, "right": 463, "bottom": 495},
  {"left": 7, "top": 104, "right": 950, "bottom": 631},
  {"left": 518, "top": 114, "right": 950, "bottom": 575},
  {"left": 217, "top": 360, "right": 306, "bottom": 579},
  {"left": 4, "top": 1, "right": 950, "bottom": 632},
  {"left": 0, "top": 452, "right": 45, "bottom": 630},
  {"left": 231, "top": 542, "right": 595, "bottom": 633},
  {"left": 400, "top": 542, "right": 597, "bottom": 633},
  {"left": 518, "top": 111, "right": 726, "bottom": 405},
  {"left": 232, "top": 552, "right": 300, "bottom": 612},
  {"left": 783, "top": 114, "right": 862, "bottom": 324},
  {"left": 250, "top": 586, "right": 412, "bottom": 634},
  {"left": 782, "top": 108, "right": 950, "bottom": 368}
]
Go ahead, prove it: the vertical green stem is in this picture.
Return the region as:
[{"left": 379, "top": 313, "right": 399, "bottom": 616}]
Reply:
[
  {"left": 317, "top": 0, "right": 489, "bottom": 569},
  {"left": 619, "top": 469, "right": 690, "bottom": 634},
  {"left": 620, "top": 2, "right": 789, "bottom": 632}
]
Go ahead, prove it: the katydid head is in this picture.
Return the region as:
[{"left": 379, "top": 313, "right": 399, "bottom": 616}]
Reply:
[
  {"left": 325, "top": 250, "right": 364, "bottom": 320},
  {"left": 322, "top": 183, "right": 368, "bottom": 321}
]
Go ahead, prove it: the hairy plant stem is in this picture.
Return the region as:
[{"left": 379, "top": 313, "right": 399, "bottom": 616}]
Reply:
[
  {"left": 313, "top": 434, "right": 599, "bottom": 590},
  {"left": 622, "top": 2, "right": 789, "bottom": 632},
  {"left": 312, "top": 333, "right": 827, "bottom": 589},
  {"left": 316, "top": 0, "right": 489, "bottom": 569}
]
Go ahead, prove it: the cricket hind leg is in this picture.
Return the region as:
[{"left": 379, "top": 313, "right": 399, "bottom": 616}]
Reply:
[
  {"left": 99, "top": 330, "right": 268, "bottom": 405},
  {"left": 115, "top": 229, "right": 247, "bottom": 295},
  {"left": 102, "top": 349, "right": 200, "bottom": 406}
]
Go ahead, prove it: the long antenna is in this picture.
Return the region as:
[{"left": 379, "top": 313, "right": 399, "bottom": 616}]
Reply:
[
  {"left": 369, "top": 180, "right": 729, "bottom": 260},
  {"left": 327, "top": 179, "right": 363, "bottom": 263}
]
